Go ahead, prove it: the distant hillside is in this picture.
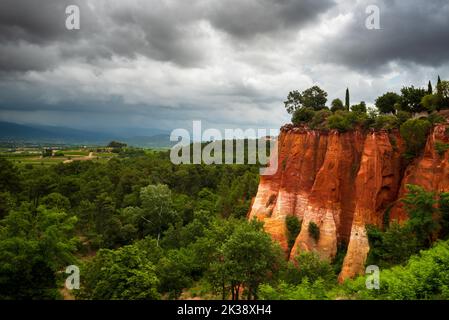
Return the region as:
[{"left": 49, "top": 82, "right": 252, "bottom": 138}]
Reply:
[
  {"left": 123, "top": 135, "right": 175, "bottom": 149},
  {"left": 0, "top": 121, "right": 173, "bottom": 147}
]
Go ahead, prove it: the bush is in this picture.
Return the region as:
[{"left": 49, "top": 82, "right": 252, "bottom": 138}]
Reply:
[
  {"left": 339, "top": 240, "right": 449, "bottom": 300},
  {"left": 308, "top": 222, "right": 320, "bottom": 242},
  {"left": 327, "top": 111, "right": 354, "bottom": 132},
  {"left": 292, "top": 107, "right": 315, "bottom": 125},
  {"left": 330, "top": 98, "right": 345, "bottom": 112},
  {"left": 350, "top": 101, "right": 367, "bottom": 113},
  {"left": 396, "top": 110, "right": 412, "bottom": 125},
  {"left": 434, "top": 141, "right": 449, "bottom": 156},
  {"left": 282, "top": 252, "right": 335, "bottom": 286},
  {"left": 258, "top": 279, "right": 329, "bottom": 300},
  {"left": 327, "top": 110, "right": 368, "bottom": 132},
  {"left": 400, "top": 118, "right": 432, "bottom": 158},
  {"left": 427, "top": 112, "right": 446, "bottom": 125},
  {"left": 286, "top": 216, "right": 302, "bottom": 250},
  {"left": 421, "top": 94, "right": 441, "bottom": 112},
  {"left": 309, "top": 109, "right": 332, "bottom": 130},
  {"left": 372, "top": 115, "right": 398, "bottom": 130}
]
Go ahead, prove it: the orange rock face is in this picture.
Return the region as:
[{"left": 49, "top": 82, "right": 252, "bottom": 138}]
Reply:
[{"left": 249, "top": 124, "right": 449, "bottom": 282}]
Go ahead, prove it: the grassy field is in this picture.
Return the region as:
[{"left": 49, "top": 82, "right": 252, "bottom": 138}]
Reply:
[{"left": 0, "top": 148, "right": 117, "bottom": 167}]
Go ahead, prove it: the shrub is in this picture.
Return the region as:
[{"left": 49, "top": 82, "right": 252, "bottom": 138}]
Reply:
[
  {"left": 350, "top": 101, "right": 367, "bottom": 113},
  {"left": 280, "top": 252, "right": 336, "bottom": 286},
  {"left": 421, "top": 94, "right": 441, "bottom": 112},
  {"left": 372, "top": 115, "right": 398, "bottom": 130},
  {"left": 396, "top": 110, "right": 412, "bottom": 125},
  {"left": 427, "top": 112, "right": 446, "bottom": 125},
  {"left": 286, "top": 216, "right": 302, "bottom": 250},
  {"left": 434, "top": 141, "right": 449, "bottom": 156},
  {"left": 308, "top": 222, "right": 320, "bottom": 242},
  {"left": 327, "top": 110, "right": 368, "bottom": 132},
  {"left": 330, "top": 98, "right": 345, "bottom": 112},
  {"left": 292, "top": 107, "right": 315, "bottom": 125},
  {"left": 400, "top": 118, "right": 432, "bottom": 158},
  {"left": 309, "top": 109, "right": 332, "bottom": 129},
  {"left": 327, "top": 111, "right": 354, "bottom": 132}
]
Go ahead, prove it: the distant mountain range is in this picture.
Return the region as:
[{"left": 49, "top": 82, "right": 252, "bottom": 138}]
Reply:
[{"left": 0, "top": 121, "right": 174, "bottom": 148}]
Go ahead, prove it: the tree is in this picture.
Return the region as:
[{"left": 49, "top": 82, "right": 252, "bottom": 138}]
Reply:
[
  {"left": 107, "top": 141, "right": 127, "bottom": 149},
  {"left": 0, "top": 158, "right": 21, "bottom": 193},
  {"left": 400, "top": 86, "right": 427, "bottom": 113},
  {"left": 330, "top": 98, "right": 345, "bottom": 112},
  {"left": 156, "top": 248, "right": 195, "bottom": 299},
  {"left": 375, "top": 92, "right": 401, "bottom": 114},
  {"left": 80, "top": 244, "right": 160, "bottom": 300},
  {"left": 399, "top": 118, "right": 432, "bottom": 158},
  {"left": 428, "top": 81, "right": 433, "bottom": 94},
  {"left": 0, "top": 205, "right": 78, "bottom": 299},
  {"left": 284, "top": 86, "right": 328, "bottom": 113},
  {"left": 439, "top": 192, "right": 449, "bottom": 239},
  {"left": 284, "top": 90, "right": 302, "bottom": 114},
  {"left": 301, "top": 86, "right": 328, "bottom": 110},
  {"left": 345, "top": 88, "right": 350, "bottom": 110},
  {"left": 135, "top": 184, "right": 179, "bottom": 245},
  {"left": 402, "top": 185, "right": 439, "bottom": 248},
  {"left": 436, "top": 80, "right": 449, "bottom": 109},
  {"left": 291, "top": 107, "right": 315, "bottom": 125},
  {"left": 210, "top": 221, "right": 283, "bottom": 300},
  {"left": 282, "top": 252, "right": 335, "bottom": 285},
  {"left": 351, "top": 101, "right": 367, "bottom": 113},
  {"left": 421, "top": 94, "right": 441, "bottom": 112},
  {"left": 366, "top": 223, "right": 419, "bottom": 268}
]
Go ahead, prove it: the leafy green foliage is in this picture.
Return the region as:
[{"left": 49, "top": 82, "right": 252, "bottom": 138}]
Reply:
[
  {"left": 421, "top": 94, "right": 441, "bottom": 112},
  {"left": 402, "top": 185, "right": 439, "bottom": 248},
  {"left": 80, "top": 243, "right": 160, "bottom": 300},
  {"left": 0, "top": 205, "right": 78, "bottom": 299},
  {"left": 284, "top": 86, "right": 328, "bottom": 114},
  {"left": 282, "top": 252, "right": 335, "bottom": 285},
  {"left": 400, "top": 118, "right": 431, "bottom": 158},
  {"left": 330, "top": 98, "right": 345, "bottom": 112},
  {"left": 208, "top": 220, "right": 284, "bottom": 300},
  {"left": 340, "top": 240, "right": 449, "bottom": 300},
  {"left": 285, "top": 216, "right": 301, "bottom": 250},
  {"left": 292, "top": 108, "right": 315, "bottom": 125},
  {"left": 434, "top": 141, "right": 449, "bottom": 156},
  {"left": 259, "top": 279, "right": 328, "bottom": 300},
  {"left": 375, "top": 92, "right": 401, "bottom": 114},
  {"left": 350, "top": 101, "right": 367, "bottom": 113},
  {"left": 399, "top": 86, "right": 427, "bottom": 113},
  {"left": 308, "top": 222, "right": 320, "bottom": 242}
]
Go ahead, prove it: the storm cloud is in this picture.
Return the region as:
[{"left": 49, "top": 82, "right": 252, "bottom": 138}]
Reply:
[{"left": 0, "top": 0, "right": 448, "bottom": 132}]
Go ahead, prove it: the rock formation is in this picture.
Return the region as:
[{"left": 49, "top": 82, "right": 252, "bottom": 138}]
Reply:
[{"left": 248, "top": 123, "right": 449, "bottom": 281}]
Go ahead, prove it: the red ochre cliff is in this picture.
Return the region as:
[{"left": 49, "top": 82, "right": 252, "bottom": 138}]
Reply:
[{"left": 248, "top": 123, "right": 449, "bottom": 282}]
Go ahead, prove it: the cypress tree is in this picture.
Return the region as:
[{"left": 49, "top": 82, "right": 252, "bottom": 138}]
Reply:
[
  {"left": 345, "top": 88, "right": 350, "bottom": 110},
  {"left": 437, "top": 75, "right": 442, "bottom": 96},
  {"left": 428, "top": 81, "right": 433, "bottom": 94}
]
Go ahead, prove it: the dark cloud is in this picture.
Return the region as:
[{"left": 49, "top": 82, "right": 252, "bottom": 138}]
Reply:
[
  {"left": 1, "top": 0, "right": 449, "bottom": 133},
  {"left": 208, "top": 0, "right": 335, "bottom": 39},
  {"left": 0, "top": 0, "right": 334, "bottom": 72},
  {"left": 321, "top": 0, "right": 449, "bottom": 71}
]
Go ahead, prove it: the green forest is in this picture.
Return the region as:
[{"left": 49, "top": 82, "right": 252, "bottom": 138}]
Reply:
[{"left": 2, "top": 139, "right": 449, "bottom": 300}]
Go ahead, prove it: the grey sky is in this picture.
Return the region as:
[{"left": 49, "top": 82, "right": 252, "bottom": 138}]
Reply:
[{"left": 0, "top": 0, "right": 448, "bottom": 133}]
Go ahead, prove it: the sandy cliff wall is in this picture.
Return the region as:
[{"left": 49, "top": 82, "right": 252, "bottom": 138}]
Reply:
[{"left": 249, "top": 124, "right": 449, "bottom": 281}]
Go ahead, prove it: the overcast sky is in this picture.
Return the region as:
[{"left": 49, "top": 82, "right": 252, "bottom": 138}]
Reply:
[{"left": 1, "top": 0, "right": 449, "bottom": 134}]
